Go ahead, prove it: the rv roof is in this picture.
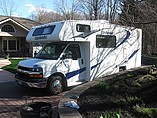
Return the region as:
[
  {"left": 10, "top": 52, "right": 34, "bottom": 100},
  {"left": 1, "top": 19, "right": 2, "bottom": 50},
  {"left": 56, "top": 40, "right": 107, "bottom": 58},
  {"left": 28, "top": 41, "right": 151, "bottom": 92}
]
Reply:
[
  {"left": 26, "top": 20, "right": 113, "bottom": 43},
  {"left": 32, "top": 20, "right": 109, "bottom": 28}
]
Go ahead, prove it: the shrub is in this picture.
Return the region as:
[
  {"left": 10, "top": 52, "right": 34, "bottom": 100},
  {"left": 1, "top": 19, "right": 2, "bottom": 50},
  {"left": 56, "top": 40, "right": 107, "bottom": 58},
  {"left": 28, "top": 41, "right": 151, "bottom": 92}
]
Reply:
[
  {"left": 133, "top": 104, "right": 157, "bottom": 117},
  {"left": 96, "top": 81, "right": 110, "bottom": 90}
]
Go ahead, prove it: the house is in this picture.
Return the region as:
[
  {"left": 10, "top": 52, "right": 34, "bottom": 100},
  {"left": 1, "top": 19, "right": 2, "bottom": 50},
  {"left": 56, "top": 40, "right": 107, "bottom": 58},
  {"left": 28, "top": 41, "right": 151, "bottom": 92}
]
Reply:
[{"left": 0, "top": 15, "right": 41, "bottom": 57}]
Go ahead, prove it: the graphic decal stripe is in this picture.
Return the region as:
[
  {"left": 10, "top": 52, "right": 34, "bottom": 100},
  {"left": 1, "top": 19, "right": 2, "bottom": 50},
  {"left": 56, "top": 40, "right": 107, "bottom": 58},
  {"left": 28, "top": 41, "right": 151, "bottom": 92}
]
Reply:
[
  {"left": 114, "top": 30, "right": 131, "bottom": 50},
  {"left": 66, "top": 67, "right": 86, "bottom": 79},
  {"left": 128, "top": 49, "right": 139, "bottom": 60},
  {"left": 91, "top": 62, "right": 101, "bottom": 70}
]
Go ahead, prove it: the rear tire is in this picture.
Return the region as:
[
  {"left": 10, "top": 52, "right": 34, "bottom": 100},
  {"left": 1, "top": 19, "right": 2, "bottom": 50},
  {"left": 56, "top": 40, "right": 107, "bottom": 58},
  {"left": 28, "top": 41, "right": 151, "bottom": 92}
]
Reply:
[
  {"left": 20, "top": 102, "right": 52, "bottom": 118},
  {"left": 47, "top": 76, "right": 63, "bottom": 95}
]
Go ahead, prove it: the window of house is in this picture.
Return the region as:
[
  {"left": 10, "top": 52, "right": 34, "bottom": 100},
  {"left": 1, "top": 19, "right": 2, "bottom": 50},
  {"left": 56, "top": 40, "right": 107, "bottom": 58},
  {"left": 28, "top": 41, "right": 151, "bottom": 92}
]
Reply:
[
  {"left": 3, "top": 40, "right": 7, "bottom": 50},
  {"left": 17, "top": 40, "right": 19, "bottom": 50},
  {"left": 2, "top": 25, "right": 15, "bottom": 32},
  {"left": 2, "top": 40, "right": 20, "bottom": 51},
  {"left": 96, "top": 35, "right": 116, "bottom": 48},
  {"left": 76, "top": 24, "right": 90, "bottom": 33},
  {"left": 8, "top": 40, "right": 16, "bottom": 50}
]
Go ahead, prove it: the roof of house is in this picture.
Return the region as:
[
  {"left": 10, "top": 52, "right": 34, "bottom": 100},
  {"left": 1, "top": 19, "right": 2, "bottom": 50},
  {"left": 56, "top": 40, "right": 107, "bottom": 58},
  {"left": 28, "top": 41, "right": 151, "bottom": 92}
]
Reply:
[{"left": 0, "top": 15, "right": 41, "bottom": 30}]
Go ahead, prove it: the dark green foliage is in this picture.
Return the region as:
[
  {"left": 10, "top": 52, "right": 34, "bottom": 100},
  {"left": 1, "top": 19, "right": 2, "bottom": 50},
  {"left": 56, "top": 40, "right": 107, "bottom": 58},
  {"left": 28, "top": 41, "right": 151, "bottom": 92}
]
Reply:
[{"left": 96, "top": 81, "right": 110, "bottom": 90}]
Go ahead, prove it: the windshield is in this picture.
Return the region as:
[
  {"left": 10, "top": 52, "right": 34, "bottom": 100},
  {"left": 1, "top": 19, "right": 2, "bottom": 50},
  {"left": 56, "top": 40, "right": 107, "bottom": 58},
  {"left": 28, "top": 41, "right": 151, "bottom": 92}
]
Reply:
[{"left": 35, "top": 43, "right": 67, "bottom": 60}]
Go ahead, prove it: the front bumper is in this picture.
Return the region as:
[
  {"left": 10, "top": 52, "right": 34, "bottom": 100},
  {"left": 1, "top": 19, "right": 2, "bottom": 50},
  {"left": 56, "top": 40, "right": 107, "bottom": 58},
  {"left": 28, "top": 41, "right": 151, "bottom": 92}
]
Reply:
[{"left": 15, "top": 74, "right": 48, "bottom": 88}]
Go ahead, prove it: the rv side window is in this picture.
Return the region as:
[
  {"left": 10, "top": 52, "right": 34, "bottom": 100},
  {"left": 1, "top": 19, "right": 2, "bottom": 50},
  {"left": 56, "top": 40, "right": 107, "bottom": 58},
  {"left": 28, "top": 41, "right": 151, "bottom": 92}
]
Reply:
[
  {"left": 76, "top": 24, "right": 90, "bottom": 33},
  {"left": 32, "top": 25, "right": 56, "bottom": 36},
  {"left": 96, "top": 35, "right": 116, "bottom": 48}
]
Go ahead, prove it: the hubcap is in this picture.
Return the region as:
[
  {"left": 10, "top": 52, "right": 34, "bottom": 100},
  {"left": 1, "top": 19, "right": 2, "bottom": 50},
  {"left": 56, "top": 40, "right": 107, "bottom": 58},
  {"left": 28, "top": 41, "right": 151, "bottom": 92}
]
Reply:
[{"left": 51, "top": 80, "right": 62, "bottom": 94}]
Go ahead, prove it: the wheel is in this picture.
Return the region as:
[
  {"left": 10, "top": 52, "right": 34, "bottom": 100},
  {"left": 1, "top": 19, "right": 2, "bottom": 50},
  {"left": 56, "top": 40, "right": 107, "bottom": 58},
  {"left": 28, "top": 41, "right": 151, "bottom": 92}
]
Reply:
[{"left": 47, "top": 76, "right": 63, "bottom": 95}]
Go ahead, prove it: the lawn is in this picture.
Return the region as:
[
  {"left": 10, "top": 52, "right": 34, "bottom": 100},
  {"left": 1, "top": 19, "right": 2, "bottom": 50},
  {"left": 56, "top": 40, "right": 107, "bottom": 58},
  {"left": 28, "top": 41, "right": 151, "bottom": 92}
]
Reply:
[
  {"left": 1, "top": 58, "right": 25, "bottom": 74},
  {"left": 78, "top": 66, "right": 157, "bottom": 118}
]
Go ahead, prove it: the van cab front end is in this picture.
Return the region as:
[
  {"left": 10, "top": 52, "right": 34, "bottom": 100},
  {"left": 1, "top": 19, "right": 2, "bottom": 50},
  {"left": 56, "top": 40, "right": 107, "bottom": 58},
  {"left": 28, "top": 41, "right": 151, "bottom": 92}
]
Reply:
[
  {"left": 15, "top": 42, "right": 67, "bottom": 89},
  {"left": 15, "top": 41, "right": 88, "bottom": 95},
  {"left": 15, "top": 59, "right": 48, "bottom": 88}
]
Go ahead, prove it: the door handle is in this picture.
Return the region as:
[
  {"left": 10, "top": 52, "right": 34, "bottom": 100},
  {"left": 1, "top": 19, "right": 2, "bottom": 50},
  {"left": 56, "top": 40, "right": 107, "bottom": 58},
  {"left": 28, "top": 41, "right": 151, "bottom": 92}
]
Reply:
[{"left": 81, "top": 59, "right": 84, "bottom": 64}]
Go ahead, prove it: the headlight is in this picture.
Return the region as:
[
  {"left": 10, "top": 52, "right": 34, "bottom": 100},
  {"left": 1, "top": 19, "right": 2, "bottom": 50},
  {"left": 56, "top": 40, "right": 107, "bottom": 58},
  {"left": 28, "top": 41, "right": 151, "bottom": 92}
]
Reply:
[
  {"left": 32, "top": 67, "right": 43, "bottom": 72},
  {"left": 32, "top": 65, "right": 43, "bottom": 72},
  {"left": 30, "top": 65, "right": 43, "bottom": 78}
]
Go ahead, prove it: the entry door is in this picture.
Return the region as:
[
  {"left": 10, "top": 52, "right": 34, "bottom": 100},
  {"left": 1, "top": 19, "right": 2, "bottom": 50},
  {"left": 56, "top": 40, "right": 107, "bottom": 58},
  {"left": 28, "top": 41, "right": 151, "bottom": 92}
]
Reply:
[{"left": 62, "top": 44, "right": 86, "bottom": 84}]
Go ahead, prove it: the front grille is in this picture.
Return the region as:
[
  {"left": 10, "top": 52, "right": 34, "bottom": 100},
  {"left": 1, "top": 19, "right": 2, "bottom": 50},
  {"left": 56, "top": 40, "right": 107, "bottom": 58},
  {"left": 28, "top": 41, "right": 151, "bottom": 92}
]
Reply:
[
  {"left": 18, "top": 66, "right": 32, "bottom": 71},
  {"left": 17, "top": 71, "right": 43, "bottom": 82},
  {"left": 16, "top": 72, "right": 43, "bottom": 83},
  {"left": 17, "top": 72, "right": 29, "bottom": 79},
  {"left": 16, "top": 66, "right": 43, "bottom": 80}
]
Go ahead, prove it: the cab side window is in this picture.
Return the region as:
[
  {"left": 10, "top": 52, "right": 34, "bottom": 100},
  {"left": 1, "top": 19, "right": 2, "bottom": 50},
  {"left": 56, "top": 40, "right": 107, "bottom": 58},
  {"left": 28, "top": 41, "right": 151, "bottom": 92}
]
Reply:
[{"left": 64, "top": 44, "right": 81, "bottom": 60}]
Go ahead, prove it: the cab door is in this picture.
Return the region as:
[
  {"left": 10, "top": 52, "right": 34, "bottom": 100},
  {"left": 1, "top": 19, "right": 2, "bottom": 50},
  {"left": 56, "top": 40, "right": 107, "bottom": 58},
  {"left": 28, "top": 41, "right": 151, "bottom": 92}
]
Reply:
[{"left": 61, "top": 44, "right": 86, "bottom": 85}]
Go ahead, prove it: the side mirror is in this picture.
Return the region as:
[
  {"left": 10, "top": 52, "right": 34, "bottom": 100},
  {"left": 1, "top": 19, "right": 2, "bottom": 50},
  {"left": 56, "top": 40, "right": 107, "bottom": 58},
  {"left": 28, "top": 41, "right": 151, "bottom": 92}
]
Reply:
[{"left": 34, "top": 51, "right": 37, "bottom": 57}]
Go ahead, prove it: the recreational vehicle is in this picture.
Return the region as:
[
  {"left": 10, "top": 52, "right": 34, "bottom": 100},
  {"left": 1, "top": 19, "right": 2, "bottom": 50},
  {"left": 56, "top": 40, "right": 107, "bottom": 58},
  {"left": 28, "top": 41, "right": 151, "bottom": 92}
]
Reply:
[{"left": 15, "top": 20, "right": 142, "bottom": 95}]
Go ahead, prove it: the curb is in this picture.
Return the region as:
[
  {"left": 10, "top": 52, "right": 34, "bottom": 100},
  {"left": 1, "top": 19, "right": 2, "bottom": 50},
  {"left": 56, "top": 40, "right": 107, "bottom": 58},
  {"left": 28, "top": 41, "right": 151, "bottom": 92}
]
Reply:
[
  {"left": 58, "top": 80, "right": 99, "bottom": 118},
  {"left": 58, "top": 65, "right": 152, "bottom": 118}
]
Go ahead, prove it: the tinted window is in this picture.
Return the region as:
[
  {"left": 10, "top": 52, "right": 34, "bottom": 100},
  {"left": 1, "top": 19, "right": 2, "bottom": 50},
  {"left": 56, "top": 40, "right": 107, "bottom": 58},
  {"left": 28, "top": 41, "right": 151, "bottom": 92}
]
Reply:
[
  {"left": 96, "top": 35, "right": 116, "bottom": 48},
  {"left": 35, "top": 43, "right": 67, "bottom": 60},
  {"left": 76, "top": 24, "right": 90, "bottom": 33},
  {"left": 64, "top": 44, "right": 81, "bottom": 60},
  {"left": 33, "top": 25, "right": 55, "bottom": 36}
]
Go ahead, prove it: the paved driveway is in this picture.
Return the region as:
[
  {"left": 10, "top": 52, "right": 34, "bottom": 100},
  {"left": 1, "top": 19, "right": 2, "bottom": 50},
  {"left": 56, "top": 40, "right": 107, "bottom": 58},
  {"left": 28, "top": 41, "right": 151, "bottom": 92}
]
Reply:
[{"left": 0, "top": 80, "right": 67, "bottom": 118}]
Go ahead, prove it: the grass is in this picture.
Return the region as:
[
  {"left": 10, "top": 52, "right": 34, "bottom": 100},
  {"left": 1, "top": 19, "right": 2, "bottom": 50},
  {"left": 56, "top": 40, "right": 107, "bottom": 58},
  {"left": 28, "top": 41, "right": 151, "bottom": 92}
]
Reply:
[
  {"left": 1, "top": 58, "right": 25, "bottom": 74},
  {"left": 96, "top": 81, "right": 110, "bottom": 90},
  {"left": 116, "top": 96, "right": 142, "bottom": 106},
  {"left": 136, "top": 74, "right": 156, "bottom": 84},
  {"left": 126, "top": 96, "right": 142, "bottom": 103},
  {"left": 133, "top": 105, "right": 157, "bottom": 117},
  {"left": 131, "top": 74, "right": 157, "bottom": 91}
]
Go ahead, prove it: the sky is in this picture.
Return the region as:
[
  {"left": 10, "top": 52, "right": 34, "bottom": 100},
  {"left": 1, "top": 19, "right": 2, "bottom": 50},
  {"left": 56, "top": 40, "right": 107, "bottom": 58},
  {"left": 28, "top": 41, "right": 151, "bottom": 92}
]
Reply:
[{"left": 0, "top": 0, "right": 56, "bottom": 18}]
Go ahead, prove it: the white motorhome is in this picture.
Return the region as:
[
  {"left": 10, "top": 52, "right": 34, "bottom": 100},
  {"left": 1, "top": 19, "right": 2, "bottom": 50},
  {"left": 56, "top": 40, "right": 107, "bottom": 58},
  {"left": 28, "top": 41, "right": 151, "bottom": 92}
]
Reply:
[{"left": 15, "top": 20, "right": 142, "bottom": 95}]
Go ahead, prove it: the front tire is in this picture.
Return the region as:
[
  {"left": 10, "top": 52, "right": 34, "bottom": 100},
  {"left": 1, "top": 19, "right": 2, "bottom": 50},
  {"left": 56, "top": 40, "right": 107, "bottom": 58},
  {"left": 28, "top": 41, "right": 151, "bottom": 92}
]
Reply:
[{"left": 47, "top": 76, "right": 63, "bottom": 95}]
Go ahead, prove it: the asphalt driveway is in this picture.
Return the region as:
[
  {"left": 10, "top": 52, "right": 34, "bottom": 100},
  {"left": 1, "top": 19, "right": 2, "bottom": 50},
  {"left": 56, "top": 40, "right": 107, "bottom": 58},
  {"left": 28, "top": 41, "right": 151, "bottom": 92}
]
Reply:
[{"left": 0, "top": 75, "right": 67, "bottom": 118}]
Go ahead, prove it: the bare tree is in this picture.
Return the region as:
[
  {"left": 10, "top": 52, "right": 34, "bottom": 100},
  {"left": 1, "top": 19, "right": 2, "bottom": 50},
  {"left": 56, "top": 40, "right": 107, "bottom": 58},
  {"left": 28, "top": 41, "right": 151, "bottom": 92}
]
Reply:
[
  {"left": 54, "top": 0, "right": 83, "bottom": 20},
  {"left": 0, "top": 0, "right": 17, "bottom": 16},
  {"left": 108, "top": 0, "right": 121, "bottom": 23},
  {"left": 52, "top": 0, "right": 122, "bottom": 22},
  {"left": 29, "top": 5, "right": 62, "bottom": 23},
  {"left": 79, "top": 0, "right": 105, "bottom": 20},
  {"left": 78, "top": 0, "right": 122, "bottom": 23},
  {"left": 119, "top": 0, "right": 157, "bottom": 54}
]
